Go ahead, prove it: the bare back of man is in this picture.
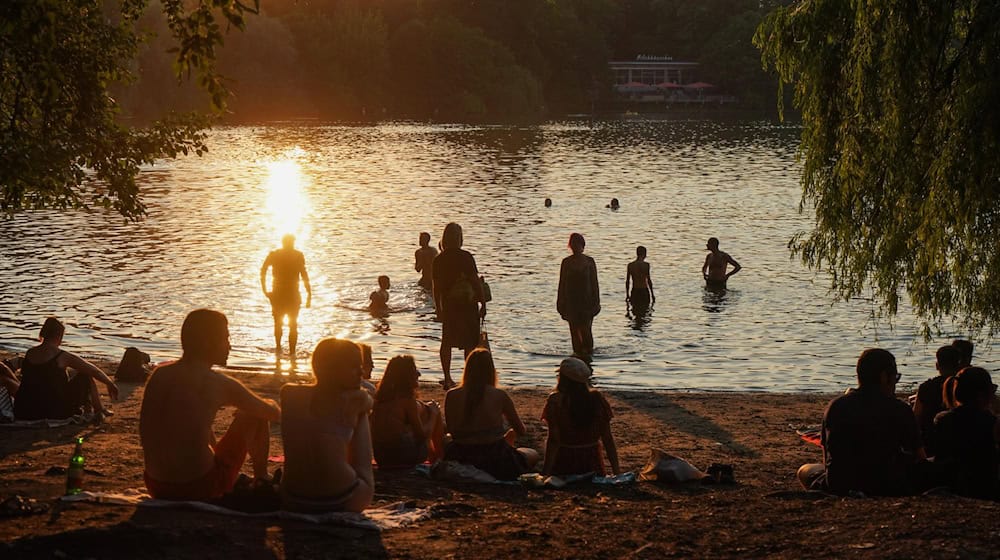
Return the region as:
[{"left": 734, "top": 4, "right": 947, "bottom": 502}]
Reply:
[
  {"left": 415, "top": 246, "right": 437, "bottom": 289},
  {"left": 140, "top": 360, "right": 279, "bottom": 494}
]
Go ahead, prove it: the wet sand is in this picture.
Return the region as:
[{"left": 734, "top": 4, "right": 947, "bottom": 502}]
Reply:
[{"left": 2, "top": 354, "right": 998, "bottom": 559}]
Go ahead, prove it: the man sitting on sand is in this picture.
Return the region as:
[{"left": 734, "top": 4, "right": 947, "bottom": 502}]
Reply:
[
  {"left": 912, "top": 345, "right": 962, "bottom": 455},
  {"left": 797, "top": 348, "right": 925, "bottom": 496},
  {"left": 701, "top": 237, "right": 741, "bottom": 290},
  {"left": 140, "top": 309, "right": 280, "bottom": 500}
]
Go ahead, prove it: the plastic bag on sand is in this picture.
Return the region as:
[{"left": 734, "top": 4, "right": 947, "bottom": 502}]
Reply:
[{"left": 638, "top": 449, "right": 708, "bottom": 483}]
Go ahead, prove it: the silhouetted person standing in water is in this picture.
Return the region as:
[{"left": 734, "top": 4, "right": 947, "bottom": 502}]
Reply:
[
  {"left": 432, "top": 223, "right": 486, "bottom": 389},
  {"left": 414, "top": 232, "right": 438, "bottom": 290},
  {"left": 702, "top": 237, "right": 741, "bottom": 290},
  {"left": 261, "top": 234, "right": 312, "bottom": 366},
  {"left": 626, "top": 246, "right": 655, "bottom": 314},
  {"left": 558, "top": 233, "right": 600, "bottom": 361}
]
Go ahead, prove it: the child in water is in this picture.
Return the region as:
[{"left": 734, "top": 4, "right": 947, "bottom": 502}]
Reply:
[{"left": 369, "top": 275, "right": 390, "bottom": 314}]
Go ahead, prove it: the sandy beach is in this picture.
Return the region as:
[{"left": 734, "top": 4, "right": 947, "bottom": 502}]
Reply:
[{"left": 2, "top": 354, "right": 998, "bottom": 559}]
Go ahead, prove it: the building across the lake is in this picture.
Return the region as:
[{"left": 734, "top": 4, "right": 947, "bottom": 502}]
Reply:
[
  {"left": 608, "top": 55, "right": 736, "bottom": 105},
  {"left": 610, "top": 55, "right": 699, "bottom": 86}
]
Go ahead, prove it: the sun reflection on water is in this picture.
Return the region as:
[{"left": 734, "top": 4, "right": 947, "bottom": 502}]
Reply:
[{"left": 264, "top": 150, "right": 309, "bottom": 240}]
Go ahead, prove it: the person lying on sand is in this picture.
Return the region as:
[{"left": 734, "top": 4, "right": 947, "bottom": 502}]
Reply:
[
  {"left": 542, "top": 357, "right": 620, "bottom": 477},
  {"left": 371, "top": 355, "right": 444, "bottom": 468},
  {"left": 443, "top": 349, "right": 539, "bottom": 480},
  {"left": 140, "top": 309, "right": 280, "bottom": 501},
  {"left": 14, "top": 317, "right": 118, "bottom": 421},
  {"left": 797, "top": 348, "right": 926, "bottom": 496},
  {"left": 280, "top": 338, "right": 374, "bottom": 513}
]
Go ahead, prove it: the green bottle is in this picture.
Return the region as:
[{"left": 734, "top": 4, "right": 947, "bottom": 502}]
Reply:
[{"left": 66, "top": 437, "right": 84, "bottom": 495}]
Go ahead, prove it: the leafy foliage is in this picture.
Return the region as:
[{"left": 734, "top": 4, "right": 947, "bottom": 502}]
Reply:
[
  {"left": 123, "top": 0, "right": 789, "bottom": 121},
  {"left": 0, "top": 0, "right": 257, "bottom": 219},
  {"left": 756, "top": 1, "right": 1000, "bottom": 336}
]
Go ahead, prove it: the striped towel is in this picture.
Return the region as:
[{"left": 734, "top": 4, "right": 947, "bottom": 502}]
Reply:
[{"left": 0, "top": 386, "right": 14, "bottom": 422}]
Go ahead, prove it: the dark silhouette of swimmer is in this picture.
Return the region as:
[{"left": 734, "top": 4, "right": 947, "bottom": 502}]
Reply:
[
  {"left": 414, "top": 232, "right": 438, "bottom": 290},
  {"left": 544, "top": 198, "right": 552, "bottom": 208},
  {"left": 626, "top": 246, "right": 655, "bottom": 313},
  {"left": 261, "top": 234, "right": 312, "bottom": 365},
  {"left": 702, "top": 237, "right": 741, "bottom": 289},
  {"left": 369, "top": 275, "right": 391, "bottom": 314},
  {"left": 606, "top": 198, "right": 620, "bottom": 210}
]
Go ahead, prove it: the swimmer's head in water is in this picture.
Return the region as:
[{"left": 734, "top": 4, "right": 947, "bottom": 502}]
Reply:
[
  {"left": 636, "top": 246, "right": 647, "bottom": 258},
  {"left": 544, "top": 198, "right": 552, "bottom": 207},
  {"left": 419, "top": 232, "right": 431, "bottom": 247},
  {"left": 707, "top": 237, "right": 720, "bottom": 251},
  {"left": 378, "top": 275, "right": 390, "bottom": 290},
  {"left": 610, "top": 198, "right": 620, "bottom": 208},
  {"left": 281, "top": 233, "right": 295, "bottom": 249},
  {"left": 568, "top": 232, "right": 586, "bottom": 253}
]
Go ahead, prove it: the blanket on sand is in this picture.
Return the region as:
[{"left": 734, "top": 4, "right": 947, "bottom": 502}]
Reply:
[
  {"left": 418, "top": 460, "right": 636, "bottom": 487},
  {"left": 60, "top": 490, "right": 429, "bottom": 531},
  {"left": 0, "top": 413, "right": 97, "bottom": 429}
]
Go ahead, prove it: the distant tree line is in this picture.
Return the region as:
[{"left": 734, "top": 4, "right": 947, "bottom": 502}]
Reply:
[{"left": 118, "top": 0, "right": 792, "bottom": 122}]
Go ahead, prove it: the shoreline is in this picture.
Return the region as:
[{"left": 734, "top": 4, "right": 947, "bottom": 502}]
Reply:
[{"left": 3, "top": 353, "right": 997, "bottom": 558}]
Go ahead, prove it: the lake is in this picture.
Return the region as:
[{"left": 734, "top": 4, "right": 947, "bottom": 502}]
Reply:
[{"left": 0, "top": 120, "right": 984, "bottom": 392}]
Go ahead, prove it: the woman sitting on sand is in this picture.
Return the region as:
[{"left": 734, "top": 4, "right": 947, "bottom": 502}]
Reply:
[
  {"left": 14, "top": 317, "right": 118, "bottom": 421},
  {"left": 932, "top": 367, "right": 999, "bottom": 500},
  {"left": 371, "top": 355, "right": 445, "bottom": 467},
  {"left": 541, "top": 357, "right": 620, "bottom": 477},
  {"left": 280, "top": 338, "right": 374, "bottom": 512},
  {"left": 443, "top": 349, "right": 539, "bottom": 480}
]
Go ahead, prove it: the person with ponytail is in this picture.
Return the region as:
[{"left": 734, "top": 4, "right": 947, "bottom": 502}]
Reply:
[
  {"left": 541, "top": 357, "right": 620, "bottom": 476},
  {"left": 443, "top": 349, "right": 538, "bottom": 480},
  {"left": 280, "top": 338, "right": 374, "bottom": 512},
  {"left": 933, "top": 367, "right": 999, "bottom": 499}
]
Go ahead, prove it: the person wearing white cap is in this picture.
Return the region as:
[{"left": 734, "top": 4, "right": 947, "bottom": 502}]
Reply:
[{"left": 541, "top": 357, "right": 620, "bottom": 476}]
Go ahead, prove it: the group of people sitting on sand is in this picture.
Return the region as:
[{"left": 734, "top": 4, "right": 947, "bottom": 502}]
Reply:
[
  {"left": 798, "top": 342, "right": 1000, "bottom": 500},
  {"left": 134, "top": 309, "right": 621, "bottom": 512}
]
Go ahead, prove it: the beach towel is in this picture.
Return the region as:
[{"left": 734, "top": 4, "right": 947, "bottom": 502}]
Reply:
[
  {"left": 0, "top": 413, "right": 95, "bottom": 429},
  {"left": 418, "top": 461, "right": 636, "bottom": 487},
  {"left": 0, "top": 386, "right": 13, "bottom": 422},
  {"left": 519, "top": 472, "right": 637, "bottom": 488},
  {"left": 60, "top": 489, "right": 429, "bottom": 531},
  {"left": 794, "top": 425, "right": 823, "bottom": 447}
]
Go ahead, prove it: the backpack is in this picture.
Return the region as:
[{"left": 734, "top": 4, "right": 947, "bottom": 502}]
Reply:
[{"left": 115, "top": 347, "right": 151, "bottom": 382}]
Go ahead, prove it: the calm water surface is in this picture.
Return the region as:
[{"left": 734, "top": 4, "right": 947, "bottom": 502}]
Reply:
[{"left": 0, "top": 121, "right": 986, "bottom": 391}]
